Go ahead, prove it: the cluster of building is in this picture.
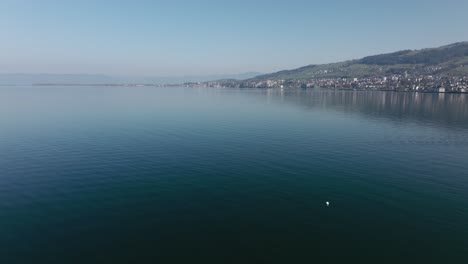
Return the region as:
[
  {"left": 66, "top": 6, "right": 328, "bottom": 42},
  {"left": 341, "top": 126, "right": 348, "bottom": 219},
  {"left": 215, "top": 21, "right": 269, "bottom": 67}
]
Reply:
[{"left": 189, "top": 74, "right": 468, "bottom": 93}]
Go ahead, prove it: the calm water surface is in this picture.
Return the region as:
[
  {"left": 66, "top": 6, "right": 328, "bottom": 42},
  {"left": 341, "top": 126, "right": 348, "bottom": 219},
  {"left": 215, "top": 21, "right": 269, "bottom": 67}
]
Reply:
[{"left": 0, "top": 86, "right": 467, "bottom": 263}]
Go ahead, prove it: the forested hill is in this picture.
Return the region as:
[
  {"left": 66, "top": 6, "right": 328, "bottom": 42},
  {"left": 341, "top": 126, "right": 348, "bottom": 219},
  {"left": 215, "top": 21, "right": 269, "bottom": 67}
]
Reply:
[{"left": 250, "top": 42, "right": 468, "bottom": 80}]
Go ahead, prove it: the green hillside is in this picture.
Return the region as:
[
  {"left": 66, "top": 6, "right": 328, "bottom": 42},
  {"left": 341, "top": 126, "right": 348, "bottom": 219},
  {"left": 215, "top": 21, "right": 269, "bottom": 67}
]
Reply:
[{"left": 250, "top": 42, "right": 468, "bottom": 80}]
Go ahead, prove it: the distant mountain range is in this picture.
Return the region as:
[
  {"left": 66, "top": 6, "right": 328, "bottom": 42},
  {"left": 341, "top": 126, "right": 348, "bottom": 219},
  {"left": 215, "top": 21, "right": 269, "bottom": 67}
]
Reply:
[
  {"left": 0, "top": 72, "right": 262, "bottom": 85},
  {"left": 248, "top": 42, "right": 468, "bottom": 81},
  {"left": 0, "top": 74, "right": 114, "bottom": 85}
]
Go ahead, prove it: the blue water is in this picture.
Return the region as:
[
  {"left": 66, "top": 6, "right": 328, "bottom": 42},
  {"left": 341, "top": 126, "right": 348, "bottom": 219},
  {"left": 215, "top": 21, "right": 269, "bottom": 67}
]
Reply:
[{"left": 0, "top": 86, "right": 467, "bottom": 263}]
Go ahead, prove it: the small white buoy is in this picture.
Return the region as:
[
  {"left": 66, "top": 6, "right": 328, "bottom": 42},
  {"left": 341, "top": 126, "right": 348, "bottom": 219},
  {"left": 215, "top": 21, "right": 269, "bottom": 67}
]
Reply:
[{"left": 326, "top": 201, "right": 330, "bottom": 206}]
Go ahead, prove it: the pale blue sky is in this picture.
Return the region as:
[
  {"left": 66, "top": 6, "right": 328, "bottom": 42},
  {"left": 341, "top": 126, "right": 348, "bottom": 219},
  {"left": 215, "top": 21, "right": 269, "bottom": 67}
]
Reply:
[{"left": 1, "top": 0, "right": 467, "bottom": 77}]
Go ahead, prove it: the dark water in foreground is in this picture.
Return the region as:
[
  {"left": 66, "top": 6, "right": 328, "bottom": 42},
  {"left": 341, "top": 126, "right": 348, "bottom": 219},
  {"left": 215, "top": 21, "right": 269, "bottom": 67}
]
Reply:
[{"left": 0, "top": 86, "right": 467, "bottom": 263}]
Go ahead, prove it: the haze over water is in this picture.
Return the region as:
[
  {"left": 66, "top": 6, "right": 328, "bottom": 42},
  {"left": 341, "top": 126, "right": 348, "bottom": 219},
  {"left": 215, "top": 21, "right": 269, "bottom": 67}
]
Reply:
[{"left": 0, "top": 86, "right": 467, "bottom": 263}]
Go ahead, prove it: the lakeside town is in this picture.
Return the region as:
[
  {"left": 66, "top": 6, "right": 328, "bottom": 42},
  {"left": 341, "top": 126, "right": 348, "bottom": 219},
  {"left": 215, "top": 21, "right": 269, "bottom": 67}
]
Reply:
[
  {"left": 186, "top": 73, "right": 468, "bottom": 93},
  {"left": 31, "top": 72, "right": 468, "bottom": 93}
]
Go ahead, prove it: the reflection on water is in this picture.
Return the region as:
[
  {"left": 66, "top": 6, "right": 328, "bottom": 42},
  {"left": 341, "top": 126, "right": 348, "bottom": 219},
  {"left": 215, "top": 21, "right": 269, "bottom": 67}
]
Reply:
[{"left": 262, "top": 89, "right": 468, "bottom": 128}]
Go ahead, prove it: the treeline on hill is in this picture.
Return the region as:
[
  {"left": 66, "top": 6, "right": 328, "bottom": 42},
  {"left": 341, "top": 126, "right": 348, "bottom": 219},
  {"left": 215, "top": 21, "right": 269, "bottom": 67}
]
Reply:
[
  {"left": 359, "top": 42, "right": 468, "bottom": 65},
  {"left": 240, "top": 42, "right": 468, "bottom": 82}
]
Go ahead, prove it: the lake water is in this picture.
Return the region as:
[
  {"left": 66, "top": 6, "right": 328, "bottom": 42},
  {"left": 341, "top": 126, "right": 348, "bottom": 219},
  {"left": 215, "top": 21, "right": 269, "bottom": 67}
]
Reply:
[{"left": 0, "top": 86, "right": 467, "bottom": 263}]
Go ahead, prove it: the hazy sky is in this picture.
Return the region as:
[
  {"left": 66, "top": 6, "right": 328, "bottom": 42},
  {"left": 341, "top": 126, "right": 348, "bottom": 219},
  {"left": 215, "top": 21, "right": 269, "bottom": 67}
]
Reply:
[{"left": 1, "top": 0, "right": 467, "bottom": 77}]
